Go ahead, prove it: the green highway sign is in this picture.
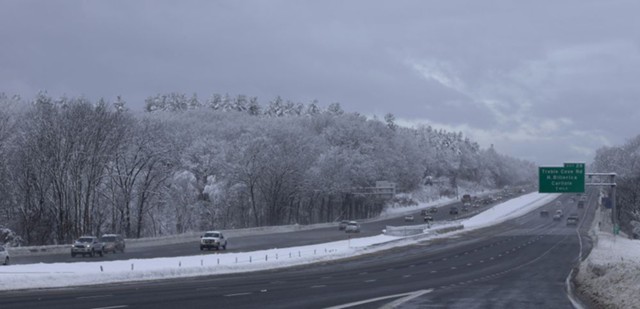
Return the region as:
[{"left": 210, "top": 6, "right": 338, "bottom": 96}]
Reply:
[{"left": 538, "top": 162, "right": 585, "bottom": 193}]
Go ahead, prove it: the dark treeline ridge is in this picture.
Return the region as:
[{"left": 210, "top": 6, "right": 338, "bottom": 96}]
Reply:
[{"left": 0, "top": 92, "right": 536, "bottom": 245}]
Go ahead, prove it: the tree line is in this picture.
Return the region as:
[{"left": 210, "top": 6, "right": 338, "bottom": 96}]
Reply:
[
  {"left": 0, "top": 92, "right": 536, "bottom": 245},
  {"left": 591, "top": 135, "right": 640, "bottom": 236}
]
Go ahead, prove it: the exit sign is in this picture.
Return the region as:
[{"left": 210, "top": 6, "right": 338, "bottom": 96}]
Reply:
[{"left": 539, "top": 163, "right": 585, "bottom": 193}]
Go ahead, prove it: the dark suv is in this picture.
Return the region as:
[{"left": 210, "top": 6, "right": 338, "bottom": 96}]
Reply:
[{"left": 100, "top": 234, "right": 125, "bottom": 253}]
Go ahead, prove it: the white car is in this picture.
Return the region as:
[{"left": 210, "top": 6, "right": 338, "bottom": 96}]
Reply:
[
  {"left": 0, "top": 245, "right": 9, "bottom": 265},
  {"left": 200, "top": 231, "right": 227, "bottom": 250},
  {"left": 404, "top": 215, "right": 415, "bottom": 222},
  {"left": 345, "top": 221, "right": 360, "bottom": 233}
]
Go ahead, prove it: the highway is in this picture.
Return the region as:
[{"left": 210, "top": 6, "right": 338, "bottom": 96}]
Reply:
[
  {"left": 10, "top": 192, "right": 506, "bottom": 265},
  {"left": 0, "top": 191, "right": 596, "bottom": 309}
]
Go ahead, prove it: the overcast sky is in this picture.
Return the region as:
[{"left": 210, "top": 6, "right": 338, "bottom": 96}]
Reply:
[{"left": 2, "top": 1, "right": 639, "bottom": 166}]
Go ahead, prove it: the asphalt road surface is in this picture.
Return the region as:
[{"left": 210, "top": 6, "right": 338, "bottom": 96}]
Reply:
[
  {"left": 0, "top": 191, "right": 596, "bottom": 309},
  {"left": 10, "top": 191, "right": 511, "bottom": 265}
]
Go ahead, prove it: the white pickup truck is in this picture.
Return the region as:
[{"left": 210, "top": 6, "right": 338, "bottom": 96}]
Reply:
[{"left": 200, "top": 231, "right": 227, "bottom": 251}]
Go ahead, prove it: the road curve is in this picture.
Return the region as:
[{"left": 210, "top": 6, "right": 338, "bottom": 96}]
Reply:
[{"left": 0, "top": 191, "right": 596, "bottom": 309}]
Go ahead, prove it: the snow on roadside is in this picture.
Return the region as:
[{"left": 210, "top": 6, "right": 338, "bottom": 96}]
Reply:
[
  {"left": 0, "top": 192, "right": 556, "bottom": 291},
  {"left": 0, "top": 231, "right": 445, "bottom": 291},
  {"left": 575, "top": 208, "right": 640, "bottom": 309},
  {"left": 462, "top": 192, "right": 559, "bottom": 229}
]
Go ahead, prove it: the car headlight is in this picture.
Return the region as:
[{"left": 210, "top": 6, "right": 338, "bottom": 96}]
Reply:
[{"left": 85, "top": 245, "right": 91, "bottom": 248}]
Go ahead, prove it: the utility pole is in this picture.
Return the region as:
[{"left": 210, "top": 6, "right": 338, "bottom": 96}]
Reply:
[{"left": 586, "top": 173, "right": 617, "bottom": 234}]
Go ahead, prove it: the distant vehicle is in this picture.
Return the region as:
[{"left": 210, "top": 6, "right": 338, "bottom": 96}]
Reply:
[
  {"left": 423, "top": 215, "right": 434, "bottom": 222},
  {"left": 338, "top": 220, "right": 350, "bottom": 230},
  {"left": 540, "top": 210, "right": 549, "bottom": 217},
  {"left": 345, "top": 221, "right": 360, "bottom": 233},
  {"left": 0, "top": 245, "right": 9, "bottom": 265},
  {"left": 632, "top": 227, "right": 640, "bottom": 240},
  {"left": 71, "top": 236, "right": 104, "bottom": 257},
  {"left": 200, "top": 231, "right": 227, "bottom": 251},
  {"left": 449, "top": 207, "right": 459, "bottom": 215},
  {"left": 566, "top": 214, "right": 579, "bottom": 226},
  {"left": 577, "top": 200, "right": 585, "bottom": 208},
  {"left": 461, "top": 205, "right": 469, "bottom": 212},
  {"left": 404, "top": 215, "right": 415, "bottom": 222},
  {"left": 555, "top": 201, "right": 562, "bottom": 206},
  {"left": 556, "top": 209, "right": 563, "bottom": 217},
  {"left": 100, "top": 234, "right": 125, "bottom": 253},
  {"left": 461, "top": 194, "right": 472, "bottom": 204},
  {"left": 553, "top": 214, "right": 562, "bottom": 221},
  {"left": 428, "top": 207, "right": 438, "bottom": 213}
]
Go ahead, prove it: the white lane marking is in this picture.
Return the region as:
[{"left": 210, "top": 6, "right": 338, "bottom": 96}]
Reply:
[
  {"left": 403, "top": 275, "right": 412, "bottom": 278},
  {"left": 364, "top": 279, "right": 377, "bottom": 283},
  {"left": 77, "top": 295, "right": 113, "bottom": 300},
  {"left": 321, "top": 276, "right": 332, "bottom": 279},
  {"left": 409, "top": 264, "right": 416, "bottom": 268},
  {"left": 451, "top": 267, "right": 457, "bottom": 270},
  {"left": 90, "top": 306, "right": 128, "bottom": 309},
  {"left": 358, "top": 272, "right": 368, "bottom": 275},
  {"left": 225, "top": 292, "right": 252, "bottom": 297},
  {"left": 311, "top": 285, "right": 326, "bottom": 288},
  {"left": 430, "top": 270, "right": 437, "bottom": 273},
  {"left": 325, "top": 289, "right": 433, "bottom": 309},
  {"left": 195, "top": 286, "right": 218, "bottom": 291},
  {"left": 467, "top": 263, "right": 472, "bottom": 266}
]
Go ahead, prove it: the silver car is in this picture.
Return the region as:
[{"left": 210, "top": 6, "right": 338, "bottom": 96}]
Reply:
[
  {"left": 345, "top": 221, "right": 360, "bottom": 233},
  {"left": 71, "top": 236, "right": 104, "bottom": 257},
  {"left": 338, "top": 220, "right": 350, "bottom": 230},
  {"left": 0, "top": 245, "right": 9, "bottom": 265},
  {"left": 100, "top": 234, "right": 125, "bottom": 253}
]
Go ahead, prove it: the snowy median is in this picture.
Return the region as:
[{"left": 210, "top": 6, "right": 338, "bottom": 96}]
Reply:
[
  {"left": 0, "top": 192, "right": 556, "bottom": 291},
  {"left": 575, "top": 207, "right": 640, "bottom": 309}
]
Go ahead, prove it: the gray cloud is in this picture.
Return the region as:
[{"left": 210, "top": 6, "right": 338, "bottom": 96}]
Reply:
[{"left": 2, "top": 0, "right": 640, "bottom": 165}]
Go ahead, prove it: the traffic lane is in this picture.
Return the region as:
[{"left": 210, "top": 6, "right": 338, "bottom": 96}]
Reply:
[
  {"left": 5, "top": 192, "right": 536, "bottom": 265},
  {"left": 9, "top": 216, "right": 397, "bottom": 265},
  {"left": 402, "top": 235, "right": 579, "bottom": 308},
  {"left": 0, "top": 233, "right": 578, "bottom": 309},
  {"left": 9, "top": 200, "right": 466, "bottom": 265},
  {"left": 0, "top": 194, "right": 589, "bottom": 309}
]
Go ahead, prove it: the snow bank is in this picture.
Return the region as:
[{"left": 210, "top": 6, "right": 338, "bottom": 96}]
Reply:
[
  {"left": 462, "top": 192, "right": 559, "bottom": 229},
  {"left": 575, "top": 208, "right": 640, "bottom": 309}
]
